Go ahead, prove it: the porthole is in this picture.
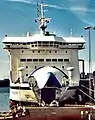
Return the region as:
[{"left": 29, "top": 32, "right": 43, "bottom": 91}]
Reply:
[
  {"left": 26, "top": 74, "right": 28, "bottom": 76},
  {"left": 26, "top": 66, "right": 28, "bottom": 69},
  {"left": 21, "top": 50, "right": 24, "bottom": 53},
  {"left": 62, "top": 66, "right": 64, "bottom": 69}
]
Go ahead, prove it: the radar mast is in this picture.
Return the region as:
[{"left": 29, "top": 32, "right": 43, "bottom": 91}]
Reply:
[{"left": 35, "top": 2, "right": 50, "bottom": 35}]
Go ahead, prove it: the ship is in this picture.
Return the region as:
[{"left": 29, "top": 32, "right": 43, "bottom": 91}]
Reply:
[{"left": 2, "top": 2, "right": 95, "bottom": 120}]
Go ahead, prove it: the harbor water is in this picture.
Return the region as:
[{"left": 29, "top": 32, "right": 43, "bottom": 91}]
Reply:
[{"left": 0, "top": 87, "right": 10, "bottom": 112}]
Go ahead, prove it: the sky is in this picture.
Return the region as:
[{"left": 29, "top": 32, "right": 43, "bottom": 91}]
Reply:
[{"left": 0, "top": 0, "right": 95, "bottom": 79}]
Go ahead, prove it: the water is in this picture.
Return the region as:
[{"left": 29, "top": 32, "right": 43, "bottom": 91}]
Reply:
[{"left": 0, "top": 87, "right": 10, "bottom": 112}]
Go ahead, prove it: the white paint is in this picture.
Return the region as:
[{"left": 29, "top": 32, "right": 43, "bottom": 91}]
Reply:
[{"left": 3, "top": 34, "right": 85, "bottom": 87}]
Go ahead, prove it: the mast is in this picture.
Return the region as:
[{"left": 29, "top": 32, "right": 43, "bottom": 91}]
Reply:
[{"left": 35, "top": 2, "right": 50, "bottom": 35}]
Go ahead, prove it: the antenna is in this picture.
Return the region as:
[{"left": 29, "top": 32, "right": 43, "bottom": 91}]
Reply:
[
  {"left": 70, "top": 29, "right": 73, "bottom": 36},
  {"left": 35, "top": 2, "right": 50, "bottom": 34}
]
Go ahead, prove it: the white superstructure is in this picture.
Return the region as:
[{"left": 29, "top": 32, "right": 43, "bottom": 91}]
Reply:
[{"left": 2, "top": 3, "right": 85, "bottom": 87}]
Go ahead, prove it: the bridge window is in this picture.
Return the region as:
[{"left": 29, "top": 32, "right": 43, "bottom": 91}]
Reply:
[
  {"left": 60, "top": 42, "right": 62, "bottom": 45},
  {"left": 20, "top": 59, "right": 26, "bottom": 62},
  {"left": 23, "top": 43, "right": 26, "bottom": 45},
  {"left": 50, "top": 44, "right": 53, "bottom": 47},
  {"left": 52, "top": 59, "right": 57, "bottom": 62},
  {"left": 27, "top": 43, "right": 30, "bottom": 45},
  {"left": 39, "top": 59, "right": 44, "bottom": 62},
  {"left": 58, "top": 59, "right": 63, "bottom": 62},
  {"left": 64, "top": 59, "right": 69, "bottom": 62},
  {"left": 33, "top": 59, "right": 38, "bottom": 62},
  {"left": 27, "top": 59, "right": 32, "bottom": 62},
  {"left": 6, "top": 45, "right": 10, "bottom": 47},
  {"left": 46, "top": 59, "right": 51, "bottom": 62}
]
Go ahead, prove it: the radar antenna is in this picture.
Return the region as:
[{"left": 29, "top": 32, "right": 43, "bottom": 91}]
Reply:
[{"left": 35, "top": 2, "right": 50, "bottom": 34}]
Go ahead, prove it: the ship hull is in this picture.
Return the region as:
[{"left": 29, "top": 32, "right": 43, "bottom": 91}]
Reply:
[{"left": 2, "top": 106, "right": 95, "bottom": 120}]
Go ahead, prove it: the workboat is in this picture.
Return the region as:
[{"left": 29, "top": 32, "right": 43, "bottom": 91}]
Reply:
[{"left": 2, "top": 2, "right": 95, "bottom": 120}]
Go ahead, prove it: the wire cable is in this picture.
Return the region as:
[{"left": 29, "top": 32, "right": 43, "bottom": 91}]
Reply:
[
  {"left": 81, "top": 85, "right": 95, "bottom": 92},
  {"left": 78, "top": 88, "right": 95, "bottom": 102}
]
